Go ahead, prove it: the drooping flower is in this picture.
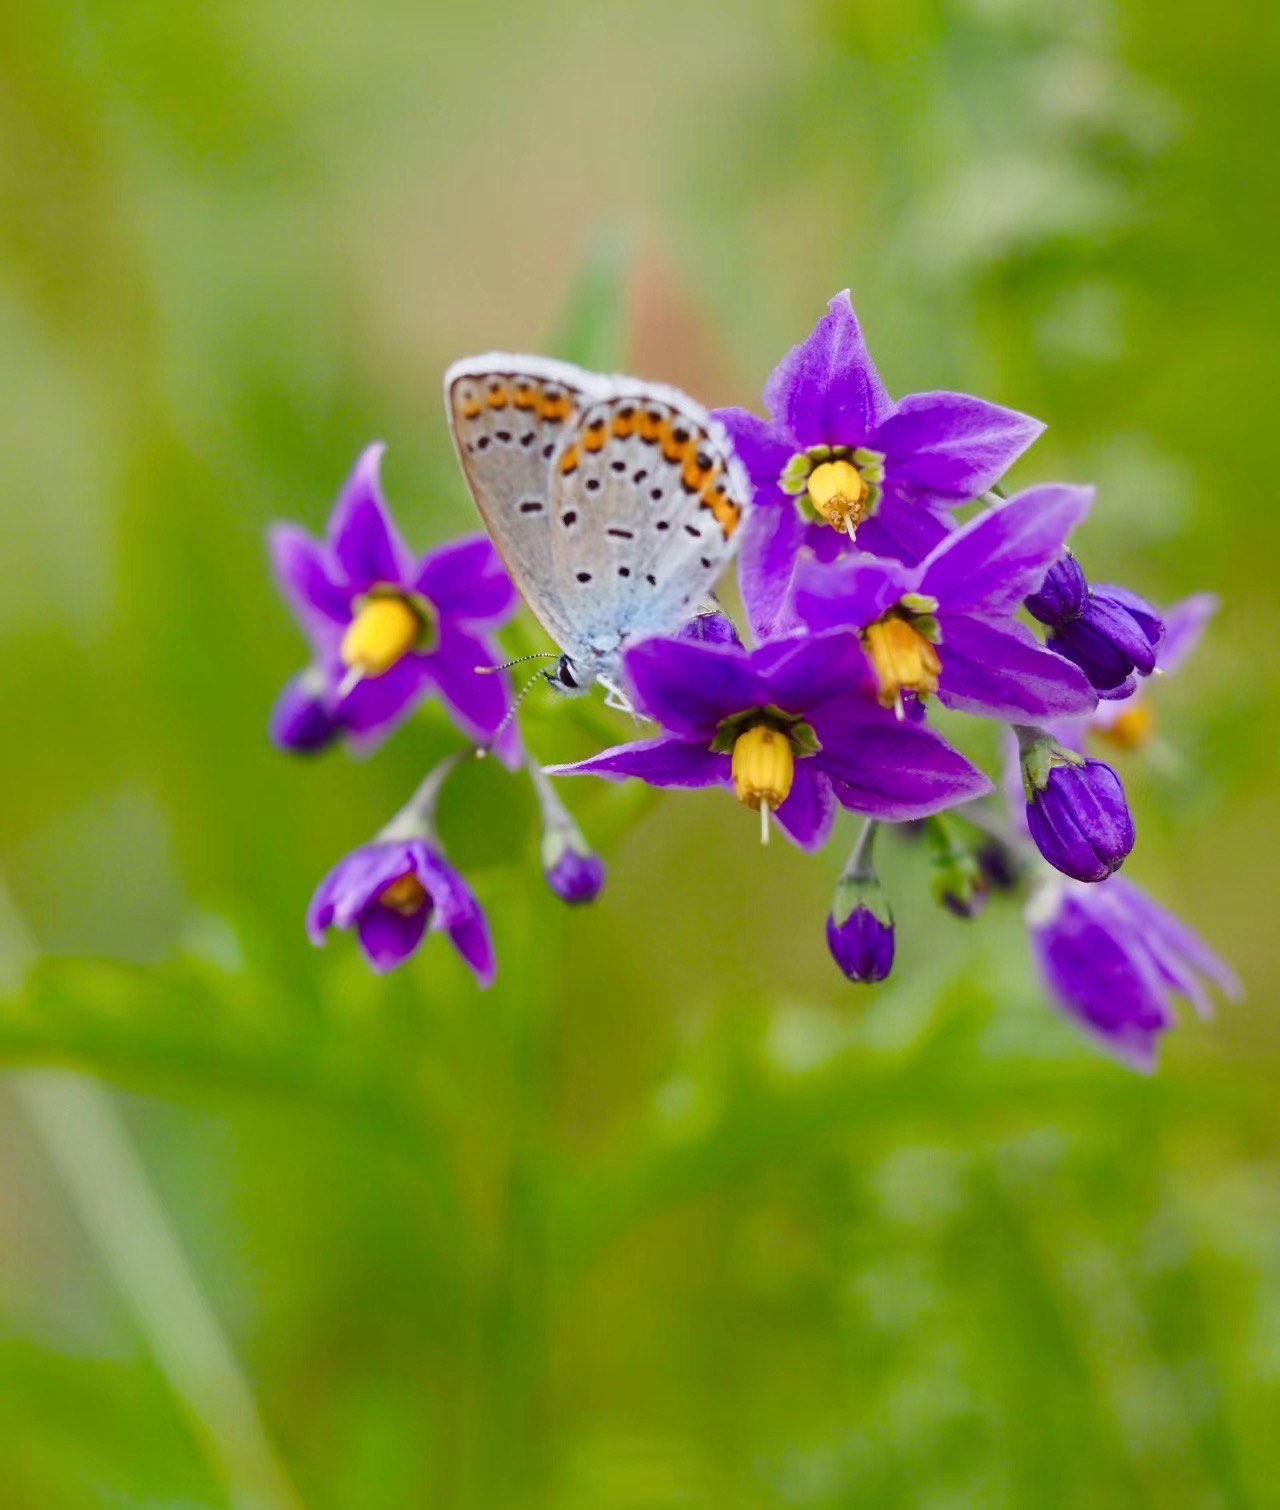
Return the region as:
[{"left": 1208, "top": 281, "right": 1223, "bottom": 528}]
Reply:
[
  {"left": 1089, "top": 593, "right": 1218, "bottom": 753},
  {"left": 1028, "top": 553, "right": 1165, "bottom": 699},
  {"left": 307, "top": 758, "right": 495, "bottom": 980},
  {"left": 529, "top": 764, "right": 607, "bottom": 905},
  {"left": 713, "top": 290, "right": 1044, "bottom": 638},
  {"left": 826, "top": 821, "right": 895, "bottom": 982},
  {"left": 544, "top": 630, "right": 992, "bottom": 851},
  {"left": 793, "top": 485, "right": 1098, "bottom": 723},
  {"left": 270, "top": 444, "right": 520, "bottom": 758},
  {"left": 1027, "top": 872, "right": 1239, "bottom": 1071},
  {"left": 270, "top": 667, "right": 341, "bottom": 754},
  {"left": 1017, "top": 727, "right": 1135, "bottom": 882}
]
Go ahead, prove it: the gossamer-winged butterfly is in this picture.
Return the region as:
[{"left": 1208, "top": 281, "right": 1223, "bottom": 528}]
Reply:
[{"left": 445, "top": 354, "right": 751, "bottom": 706}]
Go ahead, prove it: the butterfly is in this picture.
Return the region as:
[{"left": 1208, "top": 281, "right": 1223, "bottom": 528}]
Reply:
[{"left": 444, "top": 354, "right": 751, "bottom": 705}]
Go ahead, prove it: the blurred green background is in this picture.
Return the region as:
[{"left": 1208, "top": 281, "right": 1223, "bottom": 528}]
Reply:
[{"left": 0, "top": 0, "right": 1275, "bottom": 1504}]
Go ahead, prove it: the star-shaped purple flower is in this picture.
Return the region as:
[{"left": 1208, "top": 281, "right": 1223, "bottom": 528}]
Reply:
[
  {"left": 714, "top": 290, "right": 1044, "bottom": 640},
  {"left": 307, "top": 836, "right": 495, "bottom": 982},
  {"left": 792, "top": 484, "right": 1099, "bottom": 723},
  {"left": 270, "top": 444, "right": 519, "bottom": 760},
  {"left": 1028, "top": 872, "right": 1239, "bottom": 1071},
  {"left": 545, "top": 630, "right": 993, "bottom": 851}
]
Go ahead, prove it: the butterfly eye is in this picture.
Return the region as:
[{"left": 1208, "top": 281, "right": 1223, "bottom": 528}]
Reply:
[{"left": 556, "top": 655, "right": 579, "bottom": 690}]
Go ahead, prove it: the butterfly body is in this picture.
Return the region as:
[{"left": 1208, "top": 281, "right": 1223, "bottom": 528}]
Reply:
[{"left": 445, "top": 354, "right": 750, "bottom": 696}]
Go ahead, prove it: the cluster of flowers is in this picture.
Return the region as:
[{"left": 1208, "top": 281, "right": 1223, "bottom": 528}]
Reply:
[{"left": 270, "top": 293, "right": 1236, "bottom": 1069}]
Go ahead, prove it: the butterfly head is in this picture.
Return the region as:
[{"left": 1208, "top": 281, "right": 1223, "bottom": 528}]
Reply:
[{"left": 545, "top": 653, "right": 593, "bottom": 698}]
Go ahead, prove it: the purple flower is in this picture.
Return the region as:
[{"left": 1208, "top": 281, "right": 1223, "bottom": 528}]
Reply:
[
  {"left": 678, "top": 608, "right": 744, "bottom": 648},
  {"left": 1089, "top": 593, "right": 1218, "bottom": 752},
  {"left": 307, "top": 836, "right": 495, "bottom": 983},
  {"left": 544, "top": 843, "right": 607, "bottom": 905},
  {"left": 1018, "top": 729, "right": 1135, "bottom": 882},
  {"left": 270, "top": 444, "right": 520, "bottom": 760},
  {"left": 270, "top": 667, "right": 341, "bottom": 754},
  {"left": 544, "top": 630, "right": 992, "bottom": 851},
  {"left": 713, "top": 290, "right": 1043, "bottom": 639},
  {"left": 1028, "top": 873, "right": 1240, "bottom": 1071},
  {"left": 827, "top": 903, "right": 895, "bottom": 983},
  {"left": 793, "top": 485, "right": 1098, "bottom": 723},
  {"left": 1045, "top": 583, "right": 1165, "bottom": 700},
  {"left": 1026, "top": 552, "right": 1089, "bottom": 625},
  {"left": 530, "top": 763, "right": 607, "bottom": 905}
]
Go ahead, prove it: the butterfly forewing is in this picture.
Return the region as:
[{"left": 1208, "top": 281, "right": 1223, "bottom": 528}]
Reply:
[
  {"left": 445, "top": 354, "right": 606, "bottom": 652},
  {"left": 547, "top": 389, "right": 749, "bottom": 663}
]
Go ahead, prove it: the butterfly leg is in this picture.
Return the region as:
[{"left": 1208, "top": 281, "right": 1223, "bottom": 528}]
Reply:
[{"left": 599, "top": 676, "right": 640, "bottom": 721}]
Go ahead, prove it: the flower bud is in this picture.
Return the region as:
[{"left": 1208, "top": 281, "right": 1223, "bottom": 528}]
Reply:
[
  {"left": 541, "top": 829, "right": 607, "bottom": 905},
  {"left": 269, "top": 668, "right": 340, "bottom": 754},
  {"left": 1019, "top": 729, "right": 1135, "bottom": 883},
  {"left": 932, "top": 851, "right": 987, "bottom": 918},
  {"left": 976, "top": 839, "right": 1021, "bottom": 893},
  {"left": 826, "top": 870, "right": 894, "bottom": 984},
  {"left": 1047, "top": 585, "right": 1164, "bottom": 697},
  {"left": 1026, "top": 552, "right": 1089, "bottom": 627},
  {"left": 679, "top": 609, "right": 743, "bottom": 648}
]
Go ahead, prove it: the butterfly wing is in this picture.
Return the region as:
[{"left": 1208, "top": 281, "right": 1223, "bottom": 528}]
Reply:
[
  {"left": 445, "top": 354, "right": 607, "bottom": 654},
  {"left": 547, "top": 384, "right": 750, "bottom": 674}
]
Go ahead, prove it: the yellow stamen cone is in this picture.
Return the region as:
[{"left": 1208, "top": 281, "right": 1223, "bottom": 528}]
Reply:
[
  {"left": 807, "top": 459, "right": 868, "bottom": 533},
  {"left": 864, "top": 617, "right": 942, "bottom": 707},
  {"left": 1097, "top": 700, "right": 1156, "bottom": 751},
  {"left": 378, "top": 873, "right": 428, "bottom": 915},
  {"left": 341, "top": 595, "right": 422, "bottom": 677},
  {"left": 732, "top": 724, "right": 795, "bottom": 813}
]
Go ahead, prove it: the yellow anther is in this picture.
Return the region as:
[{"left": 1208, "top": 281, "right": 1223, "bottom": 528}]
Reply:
[
  {"left": 864, "top": 616, "right": 942, "bottom": 707},
  {"left": 731, "top": 724, "right": 795, "bottom": 812},
  {"left": 340, "top": 594, "right": 422, "bottom": 677},
  {"left": 378, "top": 873, "right": 428, "bottom": 915},
  {"left": 1096, "top": 699, "right": 1156, "bottom": 752},
  {"left": 807, "top": 459, "right": 868, "bottom": 533}
]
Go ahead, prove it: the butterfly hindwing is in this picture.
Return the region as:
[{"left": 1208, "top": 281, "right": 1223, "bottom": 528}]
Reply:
[
  {"left": 445, "top": 354, "right": 605, "bottom": 652},
  {"left": 547, "top": 388, "right": 749, "bottom": 663}
]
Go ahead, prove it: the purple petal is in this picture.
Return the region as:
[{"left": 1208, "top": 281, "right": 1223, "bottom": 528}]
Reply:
[
  {"left": 737, "top": 500, "right": 807, "bottom": 643},
  {"left": 712, "top": 407, "right": 794, "bottom": 506},
  {"left": 1108, "top": 877, "right": 1241, "bottom": 1013},
  {"left": 793, "top": 554, "right": 920, "bottom": 634},
  {"left": 1030, "top": 883, "right": 1172, "bottom": 1071},
  {"left": 872, "top": 391, "right": 1045, "bottom": 502},
  {"left": 308, "top": 841, "right": 416, "bottom": 940},
  {"left": 922, "top": 484, "right": 1094, "bottom": 617},
  {"left": 415, "top": 533, "right": 516, "bottom": 625},
  {"left": 763, "top": 290, "right": 894, "bottom": 446},
  {"left": 420, "top": 621, "right": 518, "bottom": 760},
  {"left": 623, "top": 637, "right": 765, "bottom": 739},
  {"left": 356, "top": 904, "right": 430, "bottom": 973},
  {"left": 757, "top": 628, "right": 879, "bottom": 711},
  {"left": 545, "top": 737, "right": 728, "bottom": 788},
  {"left": 937, "top": 616, "right": 1098, "bottom": 722},
  {"left": 854, "top": 490, "right": 955, "bottom": 566},
  {"left": 1158, "top": 592, "right": 1218, "bottom": 675},
  {"left": 772, "top": 764, "right": 837, "bottom": 851},
  {"left": 335, "top": 655, "right": 434, "bottom": 745},
  {"left": 813, "top": 702, "right": 993, "bottom": 820},
  {"left": 329, "top": 443, "right": 414, "bottom": 592},
  {"left": 270, "top": 524, "right": 351, "bottom": 648},
  {"left": 447, "top": 909, "right": 497, "bottom": 988}
]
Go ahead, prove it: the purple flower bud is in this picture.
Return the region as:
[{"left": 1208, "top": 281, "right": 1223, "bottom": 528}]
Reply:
[
  {"left": 826, "top": 858, "right": 895, "bottom": 983},
  {"left": 1026, "top": 552, "right": 1089, "bottom": 627},
  {"left": 543, "top": 838, "right": 607, "bottom": 905},
  {"left": 826, "top": 904, "right": 895, "bottom": 983},
  {"left": 679, "top": 609, "right": 743, "bottom": 648},
  {"left": 270, "top": 669, "right": 340, "bottom": 754},
  {"left": 1048, "top": 585, "right": 1164, "bottom": 696},
  {"left": 1020, "top": 731, "right": 1135, "bottom": 883}
]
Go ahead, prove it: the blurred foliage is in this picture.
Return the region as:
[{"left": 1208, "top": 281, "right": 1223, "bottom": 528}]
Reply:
[{"left": 0, "top": 0, "right": 1276, "bottom": 1506}]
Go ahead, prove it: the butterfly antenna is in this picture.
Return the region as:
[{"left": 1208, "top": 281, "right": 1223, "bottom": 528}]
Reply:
[
  {"left": 475, "top": 651, "right": 560, "bottom": 675},
  {"left": 475, "top": 665, "right": 550, "bottom": 759}
]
